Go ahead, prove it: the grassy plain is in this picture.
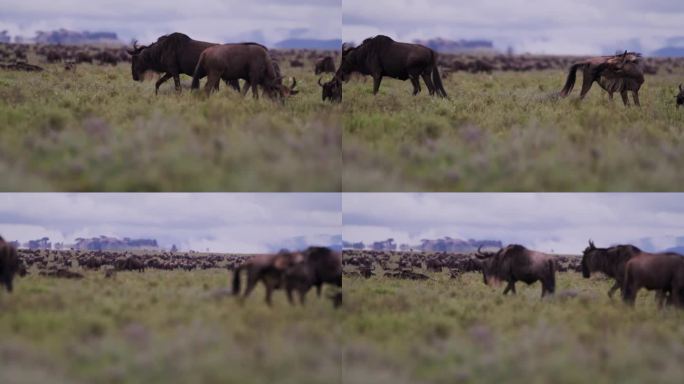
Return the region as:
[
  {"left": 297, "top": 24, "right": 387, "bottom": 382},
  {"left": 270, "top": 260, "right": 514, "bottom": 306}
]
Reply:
[
  {"left": 342, "top": 271, "right": 684, "bottom": 384},
  {"left": 343, "top": 69, "right": 684, "bottom": 191},
  {"left": 0, "top": 270, "right": 342, "bottom": 384},
  {"left": 0, "top": 58, "right": 341, "bottom": 191}
]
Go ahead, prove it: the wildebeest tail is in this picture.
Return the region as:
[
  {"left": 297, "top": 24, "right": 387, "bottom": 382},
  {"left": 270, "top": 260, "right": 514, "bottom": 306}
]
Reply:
[
  {"left": 431, "top": 51, "right": 448, "bottom": 98},
  {"left": 232, "top": 265, "right": 243, "bottom": 295},
  {"left": 191, "top": 52, "right": 206, "bottom": 90},
  {"left": 560, "top": 63, "right": 584, "bottom": 97}
]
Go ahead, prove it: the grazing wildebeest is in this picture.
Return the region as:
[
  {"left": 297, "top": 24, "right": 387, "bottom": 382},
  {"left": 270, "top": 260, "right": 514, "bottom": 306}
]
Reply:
[
  {"left": 283, "top": 247, "right": 342, "bottom": 307},
  {"left": 191, "top": 43, "right": 297, "bottom": 100},
  {"left": 336, "top": 35, "right": 448, "bottom": 97},
  {"left": 314, "top": 56, "right": 336, "bottom": 74},
  {"left": 0, "top": 236, "right": 20, "bottom": 293},
  {"left": 676, "top": 84, "right": 684, "bottom": 108},
  {"left": 127, "top": 32, "right": 240, "bottom": 95},
  {"left": 232, "top": 251, "right": 305, "bottom": 305},
  {"left": 622, "top": 251, "right": 684, "bottom": 308},
  {"left": 318, "top": 77, "right": 342, "bottom": 103},
  {"left": 475, "top": 244, "right": 556, "bottom": 298},
  {"left": 115, "top": 255, "right": 145, "bottom": 272},
  {"left": 559, "top": 51, "right": 645, "bottom": 106}
]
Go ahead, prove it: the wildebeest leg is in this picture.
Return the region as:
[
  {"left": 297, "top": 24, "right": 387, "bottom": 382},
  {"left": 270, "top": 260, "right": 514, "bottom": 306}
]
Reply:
[
  {"left": 607, "top": 282, "right": 620, "bottom": 299},
  {"left": 632, "top": 91, "right": 640, "bottom": 107},
  {"left": 410, "top": 76, "right": 421, "bottom": 95},
  {"left": 372, "top": 75, "right": 382, "bottom": 95},
  {"left": 226, "top": 79, "right": 240, "bottom": 92},
  {"left": 620, "top": 91, "right": 630, "bottom": 106},
  {"left": 204, "top": 72, "right": 221, "bottom": 97},
  {"left": 579, "top": 75, "right": 594, "bottom": 100},
  {"left": 242, "top": 274, "right": 258, "bottom": 301},
  {"left": 155, "top": 73, "right": 173, "bottom": 95},
  {"left": 286, "top": 288, "right": 295, "bottom": 305},
  {"left": 298, "top": 289, "right": 307, "bottom": 305},
  {"left": 265, "top": 285, "right": 274, "bottom": 306},
  {"left": 173, "top": 75, "right": 181, "bottom": 93},
  {"left": 241, "top": 82, "right": 251, "bottom": 97},
  {"left": 608, "top": 92, "right": 614, "bottom": 101},
  {"left": 316, "top": 283, "right": 322, "bottom": 297},
  {"left": 421, "top": 72, "right": 436, "bottom": 96},
  {"left": 503, "top": 281, "right": 516, "bottom": 295}
]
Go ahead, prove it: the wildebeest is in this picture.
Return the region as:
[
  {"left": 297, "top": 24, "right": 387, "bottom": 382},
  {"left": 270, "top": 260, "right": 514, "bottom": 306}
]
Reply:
[
  {"left": 581, "top": 240, "right": 641, "bottom": 299},
  {"left": 677, "top": 84, "right": 684, "bottom": 108},
  {"left": 559, "top": 51, "right": 645, "bottom": 106},
  {"left": 622, "top": 251, "right": 684, "bottom": 308},
  {"left": 314, "top": 56, "right": 336, "bottom": 74},
  {"left": 336, "top": 35, "right": 448, "bottom": 97},
  {"left": 0, "top": 236, "right": 20, "bottom": 293},
  {"left": 115, "top": 255, "right": 145, "bottom": 272},
  {"left": 127, "top": 32, "right": 240, "bottom": 95},
  {"left": 191, "top": 43, "right": 297, "bottom": 100},
  {"left": 475, "top": 244, "right": 556, "bottom": 297},
  {"left": 283, "top": 247, "right": 342, "bottom": 307},
  {"left": 318, "top": 77, "right": 342, "bottom": 103},
  {"left": 232, "top": 250, "right": 305, "bottom": 305}
]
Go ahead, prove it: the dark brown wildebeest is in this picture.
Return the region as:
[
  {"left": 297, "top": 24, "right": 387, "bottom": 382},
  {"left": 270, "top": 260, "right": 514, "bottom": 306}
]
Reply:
[
  {"left": 676, "top": 84, "right": 684, "bottom": 108},
  {"left": 0, "top": 236, "right": 20, "bottom": 293},
  {"left": 283, "top": 247, "right": 342, "bottom": 307},
  {"left": 476, "top": 244, "right": 556, "bottom": 297},
  {"left": 232, "top": 250, "right": 305, "bottom": 305},
  {"left": 318, "top": 77, "right": 342, "bottom": 103},
  {"left": 559, "top": 51, "right": 645, "bottom": 106},
  {"left": 127, "top": 32, "right": 240, "bottom": 95},
  {"left": 581, "top": 240, "right": 641, "bottom": 299},
  {"left": 336, "top": 35, "right": 448, "bottom": 97},
  {"left": 314, "top": 56, "right": 336, "bottom": 75},
  {"left": 622, "top": 251, "right": 684, "bottom": 308},
  {"left": 191, "top": 43, "right": 297, "bottom": 100},
  {"left": 115, "top": 255, "right": 145, "bottom": 272}
]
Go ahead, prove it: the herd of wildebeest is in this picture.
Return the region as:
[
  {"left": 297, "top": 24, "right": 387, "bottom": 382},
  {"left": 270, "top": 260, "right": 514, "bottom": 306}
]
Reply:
[
  {"left": 0, "top": 236, "right": 342, "bottom": 308},
  {"left": 344, "top": 241, "right": 684, "bottom": 309},
  {"left": 2, "top": 33, "right": 684, "bottom": 107}
]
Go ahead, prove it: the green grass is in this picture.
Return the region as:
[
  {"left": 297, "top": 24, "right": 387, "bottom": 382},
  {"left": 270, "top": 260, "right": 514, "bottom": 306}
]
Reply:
[
  {"left": 0, "top": 60, "right": 341, "bottom": 191},
  {"left": 342, "top": 70, "right": 684, "bottom": 191},
  {"left": 0, "top": 270, "right": 342, "bottom": 384},
  {"left": 342, "top": 272, "right": 684, "bottom": 384}
]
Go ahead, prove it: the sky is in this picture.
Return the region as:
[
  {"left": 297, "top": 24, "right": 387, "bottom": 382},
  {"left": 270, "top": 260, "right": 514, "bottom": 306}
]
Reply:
[
  {"left": 0, "top": 193, "right": 342, "bottom": 253},
  {"left": 0, "top": 0, "right": 341, "bottom": 46},
  {"left": 343, "top": 0, "right": 684, "bottom": 55},
  {"left": 343, "top": 193, "right": 684, "bottom": 254}
]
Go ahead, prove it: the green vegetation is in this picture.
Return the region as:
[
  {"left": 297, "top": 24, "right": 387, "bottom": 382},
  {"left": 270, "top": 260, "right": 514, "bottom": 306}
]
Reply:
[
  {"left": 343, "top": 272, "right": 684, "bottom": 384},
  {"left": 0, "top": 270, "right": 341, "bottom": 384},
  {"left": 0, "top": 61, "right": 341, "bottom": 191},
  {"left": 343, "top": 70, "right": 684, "bottom": 191}
]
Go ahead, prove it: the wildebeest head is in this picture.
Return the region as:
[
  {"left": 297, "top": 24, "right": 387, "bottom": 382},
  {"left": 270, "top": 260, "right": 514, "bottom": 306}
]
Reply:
[
  {"left": 677, "top": 84, "right": 684, "bottom": 108},
  {"left": 474, "top": 245, "right": 501, "bottom": 286},
  {"left": 319, "top": 77, "right": 342, "bottom": 103},
  {"left": 126, "top": 41, "right": 147, "bottom": 81},
  {"left": 0, "top": 237, "right": 20, "bottom": 292},
  {"left": 581, "top": 240, "right": 598, "bottom": 278},
  {"left": 264, "top": 77, "right": 299, "bottom": 102}
]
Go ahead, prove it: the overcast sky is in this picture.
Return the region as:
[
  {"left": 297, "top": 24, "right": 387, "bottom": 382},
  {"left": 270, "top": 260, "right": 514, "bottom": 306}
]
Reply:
[
  {"left": 0, "top": 193, "right": 341, "bottom": 253},
  {"left": 0, "top": 0, "right": 341, "bottom": 46},
  {"left": 343, "top": 193, "right": 684, "bottom": 254},
  {"left": 343, "top": 0, "right": 684, "bottom": 55}
]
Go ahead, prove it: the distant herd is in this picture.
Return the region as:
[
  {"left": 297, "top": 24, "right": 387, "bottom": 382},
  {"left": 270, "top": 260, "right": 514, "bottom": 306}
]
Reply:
[
  {"left": 2, "top": 33, "right": 683, "bottom": 107},
  {"left": 4, "top": 234, "right": 684, "bottom": 310}
]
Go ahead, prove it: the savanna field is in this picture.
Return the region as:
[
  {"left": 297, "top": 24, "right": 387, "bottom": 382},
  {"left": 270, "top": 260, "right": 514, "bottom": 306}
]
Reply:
[
  {"left": 343, "top": 270, "right": 684, "bottom": 384},
  {"left": 0, "top": 51, "right": 341, "bottom": 191},
  {"left": 343, "top": 66, "right": 684, "bottom": 191},
  {"left": 0, "top": 269, "right": 342, "bottom": 384}
]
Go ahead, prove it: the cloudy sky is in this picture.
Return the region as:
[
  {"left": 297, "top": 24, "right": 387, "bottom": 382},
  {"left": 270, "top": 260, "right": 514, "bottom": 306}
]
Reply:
[
  {"left": 0, "top": 193, "right": 341, "bottom": 253},
  {"left": 343, "top": 0, "right": 684, "bottom": 55},
  {"left": 0, "top": 0, "right": 341, "bottom": 46},
  {"left": 343, "top": 193, "right": 684, "bottom": 254}
]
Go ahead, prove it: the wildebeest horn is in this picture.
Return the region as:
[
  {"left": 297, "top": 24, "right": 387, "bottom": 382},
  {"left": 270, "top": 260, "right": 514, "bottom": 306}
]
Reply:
[
  {"left": 318, "top": 77, "right": 324, "bottom": 87},
  {"left": 290, "top": 77, "right": 297, "bottom": 90},
  {"left": 588, "top": 239, "right": 595, "bottom": 249},
  {"left": 474, "top": 245, "right": 490, "bottom": 259}
]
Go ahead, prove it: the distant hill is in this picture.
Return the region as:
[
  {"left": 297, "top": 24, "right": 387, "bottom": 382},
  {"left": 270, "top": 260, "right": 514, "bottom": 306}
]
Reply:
[
  {"left": 72, "top": 236, "right": 159, "bottom": 251},
  {"left": 664, "top": 246, "right": 684, "bottom": 254},
  {"left": 348, "top": 237, "right": 503, "bottom": 252},
  {"left": 269, "top": 234, "right": 342, "bottom": 252},
  {"left": 274, "top": 39, "right": 341, "bottom": 50},
  {"left": 651, "top": 46, "right": 684, "bottom": 57},
  {"left": 12, "top": 28, "right": 123, "bottom": 45}
]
